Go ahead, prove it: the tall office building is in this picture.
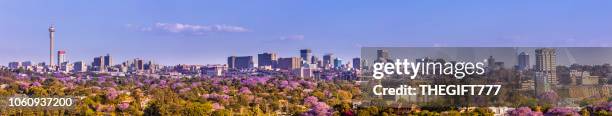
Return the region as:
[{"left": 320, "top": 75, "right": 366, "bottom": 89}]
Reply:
[
  {"left": 535, "top": 48, "right": 558, "bottom": 86},
  {"left": 311, "top": 56, "right": 319, "bottom": 64},
  {"left": 258, "top": 52, "right": 277, "bottom": 68},
  {"left": 376, "top": 49, "right": 390, "bottom": 62},
  {"left": 278, "top": 57, "right": 301, "bottom": 70},
  {"left": 227, "top": 56, "right": 254, "bottom": 69},
  {"left": 93, "top": 56, "right": 105, "bottom": 71},
  {"left": 352, "top": 57, "right": 361, "bottom": 70},
  {"left": 104, "top": 54, "right": 112, "bottom": 67},
  {"left": 8, "top": 62, "right": 21, "bottom": 69},
  {"left": 300, "top": 49, "right": 312, "bottom": 65},
  {"left": 333, "top": 58, "right": 343, "bottom": 69},
  {"left": 323, "top": 54, "right": 334, "bottom": 68},
  {"left": 73, "top": 61, "right": 87, "bottom": 72},
  {"left": 49, "top": 25, "right": 55, "bottom": 66},
  {"left": 57, "top": 50, "right": 66, "bottom": 66},
  {"left": 135, "top": 59, "right": 144, "bottom": 71},
  {"left": 517, "top": 52, "right": 530, "bottom": 71}
]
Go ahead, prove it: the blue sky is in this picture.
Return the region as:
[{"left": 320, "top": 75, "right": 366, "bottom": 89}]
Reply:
[{"left": 2, "top": 0, "right": 612, "bottom": 65}]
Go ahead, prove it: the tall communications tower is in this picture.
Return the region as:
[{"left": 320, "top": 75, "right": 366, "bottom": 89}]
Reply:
[{"left": 49, "top": 25, "right": 55, "bottom": 66}]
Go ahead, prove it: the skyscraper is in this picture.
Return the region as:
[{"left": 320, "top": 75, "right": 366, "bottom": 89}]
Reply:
[
  {"left": 104, "top": 54, "right": 112, "bottom": 67},
  {"left": 333, "top": 58, "right": 343, "bottom": 69},
  {"left": 278, "top": 57, "right": 301, "bottom": 70},
  {"left": 93, "top": 56, "right": 105, "bottom": 71},
  {"left": 352, "top": 57, "right": 361, "bottom": 70},
  {"left": 376, "top": 49, "right": 390, "bottom": 62},
  {"left": 135, "top": 58, "right": 144, "bottom": 71},
  {"left": 517, "top": 52, "right": 530, "bottom": 71},
  {"left": 323, "top": 53, "right": 334, "bottom": 68},
  {"left": 49, "top": 25, "right": 55, "bottom": 66},
  {"left": 57, "top": 50, "right": 66, "bottom": 66},
  {"left": 535, "top": 48, "right": 558, "bottom": 86},
  {"left": 257, "top": 52, "right": 277, "bottom": 68},
  {"left": 73, "top": 61, "right": 87, "bottom": 72},
  {"left": 311, "top": 56, "right": 319, "bottom": 64},
  {"left": 227, "top": 56, "right": 254, "bottom": 69},
  {"left": 300, "top": 49, "right": 312, "bottom": 65}
]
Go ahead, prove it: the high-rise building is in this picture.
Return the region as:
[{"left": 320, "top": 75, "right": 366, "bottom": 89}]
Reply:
[
  {"left": 258, "top": 52, "right": 277, "bottom": 68},
  {"left": 227, "top": 56, "right": 254, "bottom": 69},
  {"left": 323, "top": 54, "right": 334, "bottom": 68},
  {"left": 135, "top": 59, "right": 144, "bottom": 71},
  {"left": 49, "top": 25, "right": 55, "bottom": 66},
  {"left": 278, "top": 57, "right": 301, "bottom": 70},
  {"left": 57, "top": 50, "right": 66, "bottom": 66},
  {"left": 517, "top": 52, "right": 530, "bottom": 71},
  {"left": 376, "top": 49, "right": 390, "bottom": 62},
  {"left": 93, "top": 56, "right": 105, "bottom": 71},
  {"left": 352, "top": 57, "right": 361, "bottom": 70},
  {"left": 21, "top": 61, "right": 32, "bottom": 67},
  {"left": 487, "top": 56, "right": 496, "bottom": 70},
  {"left": 73, "top": 61, "right": 87, "bottom": 72},
  {"left": 311, "top": 56, "right": 319, "bottom": 64},
  {"left": 334, "top": 58, "right": 343, "bottom": 69},
  {"left": 104, "top": 54, "right": 112, "bottom": 67},
  {"left": 535, "top": 48, "right": 558, "bottom": 86},
  {"left": 8, "top": 62, "right": 21, "bottom": 69},
  {"left": 300, "top": 49, "right": 312, "bottom": 65}
]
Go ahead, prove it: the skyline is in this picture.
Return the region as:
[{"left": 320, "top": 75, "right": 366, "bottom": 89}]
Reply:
[{"left": 3, "top": 0, "right": 612, "bottom": 65}]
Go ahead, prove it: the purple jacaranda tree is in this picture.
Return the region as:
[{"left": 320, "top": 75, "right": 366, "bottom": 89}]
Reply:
[
  {"left": 303, "top": 96, "right": 318, "bottom": 106},
  {"left": 239, "top": 87, "right": 251, "bottom": 94},
  {"left": 118, "top": 102, "right": 130, "bottom": 111},
  {"left": 588, "top": 101, "right": 612, "bottom": 112},
  {"left": 202, "top": 93, "right": 230, "bottom": 101},
  {"left": 18, "top": 82, "right": 30, "bottom": 90},
  {"left": 216, "top": 86, "right": 229, "bottom": 94},
  {"left": 172, "top": 82, "right": 184, "bottom": 89},
  {"left": 191, "top": 82, "right": 201, "bottom": 88},
  {"left": 545, "top": 107, "right": 579, "bottom": 116},
  {"left": 507, "top": 107, "right": 543, "bottom": 116},
  {"left": 106, "top": 88, "right": 118, "bottom": 100},
  {"left": 212, "top": 103, "right": 224, "bottom": 110},
  {"left": 302, "top": 102, "right": 332, "bottom": 116},
  {"left": 31, "top": 81, "right": 42, "bottom": 87}
]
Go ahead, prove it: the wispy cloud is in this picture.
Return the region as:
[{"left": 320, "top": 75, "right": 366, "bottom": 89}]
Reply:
[
  {"left": 279, "top": 35, "right": 305, "bottom": 41},
  {"left": 131, "top": 22, "right": 250, "bottom": 35}
]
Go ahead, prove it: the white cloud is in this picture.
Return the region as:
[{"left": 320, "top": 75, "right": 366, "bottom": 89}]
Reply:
[
  {"left": 279, "top": 35, "right": 305, "bottom": 41},
  {"left": 136, "top": 22, "right": 250, "bottom": 35}
]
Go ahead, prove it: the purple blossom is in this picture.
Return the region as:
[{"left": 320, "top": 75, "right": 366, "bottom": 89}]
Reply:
[
  {"left": 136, "top": 82, "right": 144, "bottom": 87},
  {"left": 18, "top": 82, "right": 30, "bottom": 90},
  {"left": 302, "top": 102, "right": 332, "bottom": 116},
  {"left": 172, "top": 82, "right": 184, "bottom": 89},
  {"left": 507, "top": 107, "right": 543, "bottom": 116},
  {"left": 545, "top": 107, "right": 579, "bottom": 116},
  {"left": 241, "top": 77, "right": 270, "bottom": 86},
  {"left": 118, "top": 103, "right": 130, "bottom": 111},
  {"left": 303, "top": 96, "right": 318, "bottom": 106},
  {"left": 217, "top": 86, "right": 229, "bottom": 94},
  {"left": 212, "top": 103, "right": 224, "bottom": 110},
  {"left": 106, "top": 88, "right": 119, "bottom": 100},
  {"left": 202, "top": 93, "right": 230, "bottom": 101},
  {"left": 191, "top": 82, "right": 201, "bottom": 87},
  {"left": 179, "top": 88, "right": 192, "bottom": 93},
  {"left": 31, "top": 82, "right": 42, "bottom": 87},
  {"left": 588, "top": 101, "right": 612, "bottom": 112},
  {"left": 239, "top": 87, "right": 251, "bottom": 94},
  {"left": 159, "top": 80, "right": 167, "bottom": 86}
]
